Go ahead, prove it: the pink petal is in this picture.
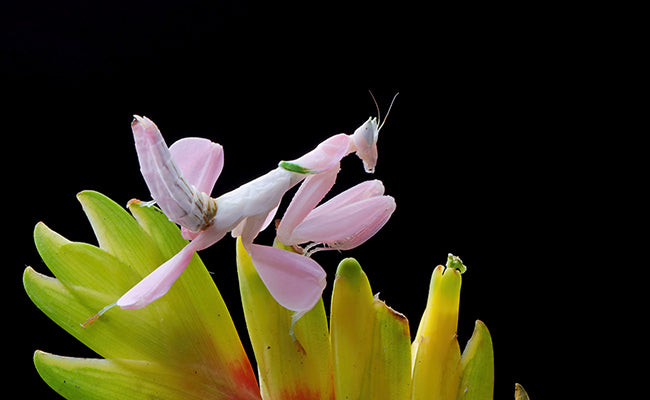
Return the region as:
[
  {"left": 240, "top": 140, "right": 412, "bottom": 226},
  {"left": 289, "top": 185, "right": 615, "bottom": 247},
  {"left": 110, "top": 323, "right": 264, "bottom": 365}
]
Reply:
[
  {"left": 169, "top": 137, "right": 224, "bottom": 195},
  {"left": 292, "top": 195, "right": 396, "bottom": 250},
  {"left": 247, "top": 244, "right": 326, "bottom": 312},
  {"left": 276, "top": 166, "right": 339, "bottom": 245},
  {"left": 132, "top": 116, "right": 217, "bottom": 232},
  {"left": 281, "top": 133, "right": 351, "bottom": 173},
  {"left": 116, "top": 225, "right": 225, "bottom": 309}
]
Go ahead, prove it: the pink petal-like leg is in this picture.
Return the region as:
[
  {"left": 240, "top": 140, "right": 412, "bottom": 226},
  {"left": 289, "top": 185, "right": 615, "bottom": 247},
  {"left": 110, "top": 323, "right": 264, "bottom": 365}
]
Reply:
[
  {"left": 116, "top": 224, "right": 226, "bottom": 310},
  {"left": 132, "top": 116, "right": 217, "bottom": 232},
  {"left": 246, "top": 243, "right": 326, "bottom": 313},
  {"left": 116, "top": 239, "right": 199, "bottom": 310},
  {"left": 169, "top": 137, "right": 224, "bottom": 195},
  {"left": 302, "top": 179, "right": 385, "bottom": 221},
  {"left": 292, "top": 195, "right": 396, "bottom": 250},
  {"left": 115, "top": 224, "right": 225, "bottom": 311},
  {"left": 276, "top": 166, "right": 339, "bottom": 245},
  {"left": 82, "top": 221, "right": 228, "bottom": 326}
]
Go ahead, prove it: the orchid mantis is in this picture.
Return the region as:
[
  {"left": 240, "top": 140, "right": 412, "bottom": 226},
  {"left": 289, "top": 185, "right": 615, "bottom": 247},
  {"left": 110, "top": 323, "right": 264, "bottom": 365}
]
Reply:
[{"left": 84, "top": 101, "right": 397, "bottom": 326}]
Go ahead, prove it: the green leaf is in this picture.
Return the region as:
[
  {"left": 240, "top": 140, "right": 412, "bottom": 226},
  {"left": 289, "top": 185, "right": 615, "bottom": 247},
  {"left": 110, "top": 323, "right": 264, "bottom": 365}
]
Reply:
[
  {"left": 77, "top": 191, "right": 165, "bottom": 277},
  {"left": 33, "top": 222, "right": 141, "bottom": 298},
  {"left": 459, "top": 320, "right": 495, "bottom": 400},
  {"left": 34, "top": 351, "right": 228, "bottom": 400},
  {"left": 26, "top": 191, "right": 261, "bottom": 399},
  {"left": 23, "top": 266, "right": 157, "bottom": 361}
]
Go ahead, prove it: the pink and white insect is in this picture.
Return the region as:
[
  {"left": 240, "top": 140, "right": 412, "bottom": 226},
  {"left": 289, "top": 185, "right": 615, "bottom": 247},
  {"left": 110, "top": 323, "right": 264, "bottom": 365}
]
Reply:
[{"left": 84, "top": 97, "right": 397, "bottom": 327}]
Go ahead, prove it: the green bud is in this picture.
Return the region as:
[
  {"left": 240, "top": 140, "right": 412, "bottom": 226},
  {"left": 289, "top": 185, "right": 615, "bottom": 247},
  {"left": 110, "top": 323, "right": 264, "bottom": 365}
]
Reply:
[{"left": 447, "top": 253, "right": 467, "bottom": 274}]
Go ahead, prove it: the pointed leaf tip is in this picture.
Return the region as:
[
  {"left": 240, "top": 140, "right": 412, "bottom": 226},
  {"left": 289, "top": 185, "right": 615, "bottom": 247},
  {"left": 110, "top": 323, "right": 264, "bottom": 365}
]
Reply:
[
  {"left": 459, "top": 320, "right": 494, "bottom": 399},
  {"left": 515, "top": 383, "right": 530, "bottom": 400}
]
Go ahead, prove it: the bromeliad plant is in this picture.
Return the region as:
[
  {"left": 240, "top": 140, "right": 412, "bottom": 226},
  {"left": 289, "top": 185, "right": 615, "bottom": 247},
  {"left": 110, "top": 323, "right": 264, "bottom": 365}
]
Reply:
[{"left": 24, "top": 113, "right": 529, "bottom": 399}]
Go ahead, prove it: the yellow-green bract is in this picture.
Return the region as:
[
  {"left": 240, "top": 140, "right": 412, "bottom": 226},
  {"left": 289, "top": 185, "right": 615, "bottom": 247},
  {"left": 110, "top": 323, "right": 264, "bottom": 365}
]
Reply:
[{"left": 24, "top": 191, "right": 260, "bottom": 400}]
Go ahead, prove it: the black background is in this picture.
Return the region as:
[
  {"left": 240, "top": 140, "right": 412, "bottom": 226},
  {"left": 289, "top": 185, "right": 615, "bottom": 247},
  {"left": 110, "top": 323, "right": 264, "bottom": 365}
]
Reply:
[{"left": 3, "top": 1, "right": 609, "bottom": 398}]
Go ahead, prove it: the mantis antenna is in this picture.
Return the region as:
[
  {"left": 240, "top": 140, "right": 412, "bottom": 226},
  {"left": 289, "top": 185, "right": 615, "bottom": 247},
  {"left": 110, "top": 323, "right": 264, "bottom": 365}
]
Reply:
[{"left": 368, "top": 90, "right": 400, "bottom": 131}]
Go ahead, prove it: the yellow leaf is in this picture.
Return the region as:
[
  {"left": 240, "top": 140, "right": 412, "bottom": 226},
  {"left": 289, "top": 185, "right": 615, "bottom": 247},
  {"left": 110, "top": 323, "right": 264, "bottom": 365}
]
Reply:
[
  {"left": 236, "top": 238, "right": 333, "bottom": 400},
  {"left": 411, "top": 265, "right": 462, "bottom": 400},
  {"left": 330, "top": 258, "right": 411, "bottom": 400}
]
